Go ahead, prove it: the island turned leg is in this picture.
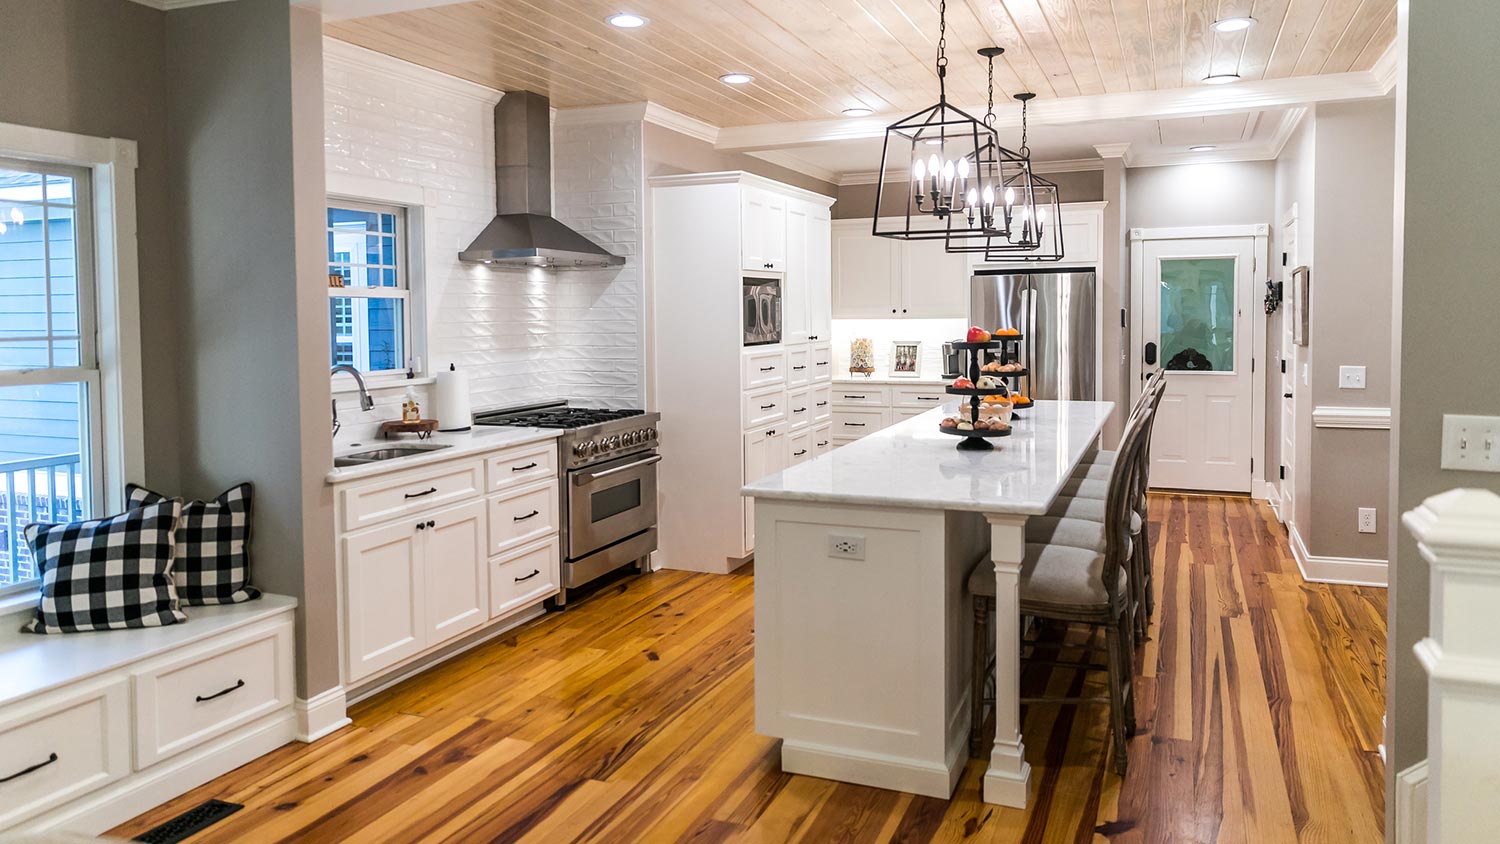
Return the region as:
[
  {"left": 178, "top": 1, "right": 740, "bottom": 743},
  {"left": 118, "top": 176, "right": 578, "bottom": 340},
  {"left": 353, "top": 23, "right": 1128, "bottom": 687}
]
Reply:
[{"left": 983, "top": 513, "right": 1033, "bottom": 807}]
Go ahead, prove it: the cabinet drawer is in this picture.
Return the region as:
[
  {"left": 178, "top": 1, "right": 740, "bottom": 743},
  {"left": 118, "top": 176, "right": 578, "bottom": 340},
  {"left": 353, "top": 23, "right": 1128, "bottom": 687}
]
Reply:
[
  {"left": 491, "top": 536, "right": 560, "bottom": 618},
  {"left": 892, "top": 385, "right": 948, "bottom": 409},
  {"left": 832, "top": 408, "right": 889, "bottom": 439},
  {"left": 743, "top": 385, "right": 788, "bottom": 429},
  {"left": 487, "top": 441, "right": 557, "bottom": 493},
  {"left": 742, "top": 348, "right": 787, "bottom": 389},
  {"left": 811, "top": 383, "right": 832, "bottom": 423},
  {"left": 341, "top": 458, "right": 484, "bottom": 532},
  {"left": 811, "top": 342, "right": 833, "bottom": 382},
  {"left": 488, "top": 480, "right": 559, "bottom": 556},
  {"left": 812, "top": 423, "right": 834, "bottom": 455},
  {"left": 786, "top": 387, "right": 812, "bottom": 430},
  {"left": 787, "top": 429, "right": 813, "bottom": 465},
  {"left": 134, "top": 621, "right": 294, "bottom": 768},
  {"left": 0, "top": 678, "right": 130, "bottom": 830},
  {"left": 831, "top": 385, "right": 889, "bottom": 407},
  {"left": 786, "top": 345, "right": 812, "bottom": 387}
]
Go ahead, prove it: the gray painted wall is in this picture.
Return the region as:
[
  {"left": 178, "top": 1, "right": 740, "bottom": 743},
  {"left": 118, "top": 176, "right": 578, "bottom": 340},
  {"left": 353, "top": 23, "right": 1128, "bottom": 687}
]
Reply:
[
  {"left": 166, "top": 0, "right": 337, "bottom": 698},
  {"left": 1391, "top": 0, "right": 1500, "bottom": 796},
  {"left": 835, "top": 167, "right": 1104, "bottom": 221},
  {"left": 0, "top": 0, "right": 180, "bottom": 492},
  {"left": 1125, "top": 161, "right": 1276, "bottom": 230}
]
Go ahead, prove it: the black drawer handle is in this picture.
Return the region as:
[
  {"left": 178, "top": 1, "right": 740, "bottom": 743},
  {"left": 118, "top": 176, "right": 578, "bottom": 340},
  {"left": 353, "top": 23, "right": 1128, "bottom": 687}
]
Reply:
[
  {"left": 515, "top": 568, "right": 541, "bottom": 583},
  {"left": 817, "top": 361, "right": 829, "bottom": 366},
  {"left": 0, "top": 753, "right": 58, "bottom": 784},
  {"left": 809, "top": 335, "right": 819, "bottom": 340},
  {"left": 759, "top": 366, "right": 775, "bottom": 372},
  {"left": 793, "top": 365, "right": 807, "bottom": 370},
  {"left": 916, "top": 396, "right": 940, "bottom": 401},
  {"left": 760, "top": 403, "right": 776, "bottom": 410},
  {"left": 843, "top": 395, "right": 866, "bottom": 399},
  {"left": 793, "top": 449, "right": 808, "bottom": 457},
  {"left": 514, "top": 510, "right": 540, "bottom": 522},
  {"left": 196, "top": 679, "right": 245, "bottom": 703},
  {"left": 817, "top": 441, "right": 829, "bottom": 447},
  {"left": 816, "top": 401, "right": 828, "bottom": 407},
  {"left": 404, "top": 487, "right": 438, "bottom": 499},
  {"left": 845, "top": 422, "right": 866, "bottom": 427},
  {"left": 794, "top": 407, "right": 807, "bottom": 413},
  {"left": 511, "top": 462, "right": 538, "bottom": 472}
]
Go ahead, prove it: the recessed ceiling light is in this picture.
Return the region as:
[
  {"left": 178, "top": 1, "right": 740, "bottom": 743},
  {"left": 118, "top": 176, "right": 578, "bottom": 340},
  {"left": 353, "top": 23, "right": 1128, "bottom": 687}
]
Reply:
[
  {"left": 1203, "top": 73, "right": 1242, "bottom": 85},
  {"left": 1211, "top": 16, "right": 1256, "bottom": 33},
  {"left": 842, "top": 106, "right": 874, "bottom": 117},
  {"left": 719, "top": 72, "right": 754, "bottom": 85},
  {"left": 1188, "top": 145, "right": 1217, "bottom": 152},
  {"left": 605, "top": 12, "right": 647, "bottom": 28}
]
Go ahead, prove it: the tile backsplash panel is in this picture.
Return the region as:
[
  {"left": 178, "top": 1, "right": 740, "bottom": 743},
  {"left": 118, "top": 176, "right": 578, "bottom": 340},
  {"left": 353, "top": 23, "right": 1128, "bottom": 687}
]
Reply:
[
  {"left": 830, "top": 318, "right": 968, "bottom": 381},
  {"left": 323, "top": 39, "right": 645, "bottom": 446}
]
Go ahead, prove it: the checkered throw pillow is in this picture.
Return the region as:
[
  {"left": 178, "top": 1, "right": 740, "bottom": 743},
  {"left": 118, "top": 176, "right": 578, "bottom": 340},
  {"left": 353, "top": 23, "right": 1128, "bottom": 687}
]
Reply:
[
  {"left": 125, "top": 483, "right": 260, "bottom": 605},
  {"left": 23, "top": 499, "right": 187, "bottom": 634}
]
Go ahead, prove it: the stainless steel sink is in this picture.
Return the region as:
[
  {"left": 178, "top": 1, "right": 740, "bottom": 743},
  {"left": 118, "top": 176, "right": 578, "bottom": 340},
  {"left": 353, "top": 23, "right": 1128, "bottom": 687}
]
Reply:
[{"left": 334, "top": 444, "right": 452, "bottom": 468}]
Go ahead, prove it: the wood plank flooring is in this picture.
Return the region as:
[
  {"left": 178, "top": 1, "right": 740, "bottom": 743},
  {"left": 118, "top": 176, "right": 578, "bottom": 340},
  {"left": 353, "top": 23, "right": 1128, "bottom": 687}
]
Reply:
[{"left": 110, "top": 494, "right": 1385, "bottom": 843}]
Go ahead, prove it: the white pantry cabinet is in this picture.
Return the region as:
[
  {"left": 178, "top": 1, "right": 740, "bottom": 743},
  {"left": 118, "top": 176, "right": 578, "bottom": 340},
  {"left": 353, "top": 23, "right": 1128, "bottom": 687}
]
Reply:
[{"left": 651, "top": 172, "right": 836, "bottom": 573}]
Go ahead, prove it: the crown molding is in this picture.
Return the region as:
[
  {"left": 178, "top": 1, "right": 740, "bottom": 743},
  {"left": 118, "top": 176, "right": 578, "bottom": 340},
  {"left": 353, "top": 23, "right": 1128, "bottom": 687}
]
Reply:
[
  {"left": 1370, "top": 39, "right": 1401, "bottom": 94},
  {"left": 552, "top": 102, "right": 650, "bottom": 126},
  {"left": 643, "top": 103, "right": 719, "bottom": 144},
  {"left": 836, "top": 156, "right": 1105, "bottom": 187},
  {"left": 715, "top": 70, "right": 1393, "bottom": 153},
  {"left": 1093, "top": 143, "right": 1130, "bottom": 159},
  {"left": 746, "top": 151, "right": 840, "bottom": 186},
  {"left": 323, "top": 37, "right": 501, "bottom": 106},
  {"left": 648, "top": 171, "right": 835, "bottom": 205}
]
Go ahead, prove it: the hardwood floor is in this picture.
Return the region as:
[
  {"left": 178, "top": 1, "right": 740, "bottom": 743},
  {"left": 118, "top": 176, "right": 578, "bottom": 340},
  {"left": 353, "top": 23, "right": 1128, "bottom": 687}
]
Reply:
[{"left": 110, "top": 494, "right": 1386, "bottom": 843}]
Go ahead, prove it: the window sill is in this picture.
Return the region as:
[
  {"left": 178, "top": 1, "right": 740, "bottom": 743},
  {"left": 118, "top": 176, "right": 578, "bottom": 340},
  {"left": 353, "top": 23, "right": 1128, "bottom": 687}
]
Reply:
[
  {"left": 331, "top": 375, "right": 435, "bottom": 396},
  {"left": 0, "top": 587, "right": 39, "bottom": 621}
]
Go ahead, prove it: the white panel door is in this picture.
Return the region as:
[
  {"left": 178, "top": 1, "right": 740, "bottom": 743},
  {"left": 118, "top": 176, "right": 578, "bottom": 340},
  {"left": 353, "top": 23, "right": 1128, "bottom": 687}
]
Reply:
[
  {"left": 343, "top": 520, "right": 426, "bottom": 681},
  {"left": 423, "top": 499, "right": 489, "bottom": 645},
  {"left": 784, "top": 200, "right": 811, "bottom": 344},
  {"left": 807, "top": 205, "right": 832, "bottom": 341},
  {"left": 1140, "top": 237, "right": 1256, "bottom": 492},
  {"left": 1279, "top": 209, "right": 1300, "bottom": 523},
  {"left": 899, "top": 238, "right": 969, "bottom": 318},
  {"left": 742, "top": 187, "right": 786, "bottom": 272},
  {"left": 832, "top": 224, "right": 899, "bottom": 317}
]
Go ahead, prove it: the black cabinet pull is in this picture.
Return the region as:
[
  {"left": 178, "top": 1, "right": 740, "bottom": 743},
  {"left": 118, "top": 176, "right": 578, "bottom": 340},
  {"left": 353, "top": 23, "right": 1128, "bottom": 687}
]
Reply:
[
  {"left": 816, "top": 401, "right": 827, "bottom": 407},
  {"left": 843, "top": 395, "right": 865, "bottom": 399},
  {"left": 514, "top": 568, "right": 541, "bottom": 583},
  {"left": 760, "top": 403, "right": 776, "bottom": 410},
  {"left": 0, "top": 753, "right": 58, "bottom": 784},
  {"left": 416, "top": 522, "right": 427, "bottom": 531},
  {"left": 917, "top": 396, "right": 940, "bottom": 401},
  {"left": 1284, "top": 392, "right": 1293, "bottom": 399},
  {"left": 766, "top": 429, "right": 777, "bottom": 436},
  {"left": 514, "top": 510, "right": 540, "bottom": 522},
  {"left": 817, "top": 361, "right": 829, "bottom": 366},
  {"left": 404, "top": 487, "right": 438, "bottom": 499},
  {"left": 427, "top": 520, "right": 436, "bottom": 528},
  {"left": 794, "top": 449, "right": 807, "bottom": 457},
  {"left": 809, "top": 335, "right": 819, "bottom": 340},
  {"left": 195, "top": 679, "right": 245, "bottom": 703},
  {"left": 794, "top": 407, "right": 807, "bottom": 413},
  {"left": 817, "top": 441, "right": 829, "bottom": 447},
  {"left": 759, "top": 366, "right": 775, "bottom": 372},
  {"left": 845, "top": 422, "right": 866, "bottom": 427},
  {"left": 511, "top": 462, "right": 538, "bottom": 472},
  {"left": 792, "top": 365, "right": 807, "bottom": 370}
]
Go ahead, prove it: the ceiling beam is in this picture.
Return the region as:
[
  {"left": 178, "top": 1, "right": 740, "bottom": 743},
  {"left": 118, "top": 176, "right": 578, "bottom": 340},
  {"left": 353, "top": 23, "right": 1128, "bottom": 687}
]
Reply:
[{"left": 714, "top": 70, "right": 1393, "bottom": 153}]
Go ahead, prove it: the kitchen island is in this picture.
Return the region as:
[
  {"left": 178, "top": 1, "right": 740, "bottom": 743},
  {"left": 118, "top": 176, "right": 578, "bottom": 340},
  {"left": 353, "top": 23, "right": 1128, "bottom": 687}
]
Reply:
[{"left": 743, "top": 399, "right": 1115, "bottom": 808}]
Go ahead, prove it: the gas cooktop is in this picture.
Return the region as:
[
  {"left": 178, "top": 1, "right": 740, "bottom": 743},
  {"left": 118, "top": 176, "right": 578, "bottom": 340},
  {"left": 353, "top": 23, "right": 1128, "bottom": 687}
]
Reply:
[{"left": 475, "top": 406, "right": 645, "bottom": 430}]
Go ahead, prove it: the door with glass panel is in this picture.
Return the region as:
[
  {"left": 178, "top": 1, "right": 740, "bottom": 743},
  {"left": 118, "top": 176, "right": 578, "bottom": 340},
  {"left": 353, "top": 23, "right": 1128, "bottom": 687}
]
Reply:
[
  {"left": 0, "top": 158, "right": 100, "bottom": 596},
  {"left": 1139, "top": 238, "right": 1255, "bottom": 492}
]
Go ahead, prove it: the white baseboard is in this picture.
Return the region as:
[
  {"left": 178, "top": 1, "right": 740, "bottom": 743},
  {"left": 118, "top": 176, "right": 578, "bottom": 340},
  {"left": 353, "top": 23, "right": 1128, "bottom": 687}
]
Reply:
[
  {"left": 780, "top": 739, "right": 963, "bottom": 800},
  {"left": 296, "top": 685, "right": 351, "bottom": 743},
  {"left": 24, "top": 709, "right": 296, "bottom": 836},
  {"left": 1262, "top": 482, "right": 1282, "bottom": 520},
  {"left": 1395, "top": 760, "right": 1429, "bottom": 844},
  {"left": 1252, "top": 479, "right": 1274, "bottom": 502},
  {"left": 1289, "top": 523, "right": 1388, "bottom": 587}
]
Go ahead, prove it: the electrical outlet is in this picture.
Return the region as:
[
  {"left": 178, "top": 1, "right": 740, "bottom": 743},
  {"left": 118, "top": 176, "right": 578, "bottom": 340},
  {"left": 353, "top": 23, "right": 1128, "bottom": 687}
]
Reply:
[
  {"left": 1358, "top": 508, "right": 1377, "bottom": 534},
  {"left": 1441, "top": 414, "right": 1500, "bottom": 472},
  {"left": 828, "top": 535, "right": 865, "bottom": 560},
  {"left": 1338, "top": 365, "right": 1367, "bottom": 389}
]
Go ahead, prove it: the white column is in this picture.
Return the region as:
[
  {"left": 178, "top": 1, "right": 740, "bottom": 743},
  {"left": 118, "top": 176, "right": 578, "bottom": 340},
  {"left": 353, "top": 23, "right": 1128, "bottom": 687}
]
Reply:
[
  {"left": 983, "top": 513, "right": 1032, "bottom": 807},
  {"left": 1402, "top": 488, "right": 1500, "bottom": 844}
]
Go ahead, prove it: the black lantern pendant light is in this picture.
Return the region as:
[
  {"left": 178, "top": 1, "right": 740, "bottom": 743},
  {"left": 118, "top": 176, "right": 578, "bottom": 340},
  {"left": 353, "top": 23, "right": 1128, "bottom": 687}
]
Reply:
[
  {"left": 871, "top": 0, "right": 998, "bottom": 242},
  {"left": 986, "top": 92, "right": 1065, "bottom": 262},
  {"left": 944, "top": 47, "right": 1036, "bottom": 254}
]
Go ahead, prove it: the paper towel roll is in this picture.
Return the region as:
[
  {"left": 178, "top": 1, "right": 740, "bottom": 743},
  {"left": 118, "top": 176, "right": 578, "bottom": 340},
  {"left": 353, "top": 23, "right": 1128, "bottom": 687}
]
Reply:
[{"left": 433, "top": 364, "right": 472, "bottom": 431}]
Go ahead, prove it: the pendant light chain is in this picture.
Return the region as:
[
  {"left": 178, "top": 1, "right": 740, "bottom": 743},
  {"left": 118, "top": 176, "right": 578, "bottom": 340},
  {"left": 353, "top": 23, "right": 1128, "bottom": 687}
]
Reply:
[
  {"left": 984, "top": 52, "right": 996, "bottom": 127},
  {"left": 1019, "top": 95, "right": 1031, "bottom": 158},
  {"left": 935, "top": 0, "right": 949, "bottom": 98}
]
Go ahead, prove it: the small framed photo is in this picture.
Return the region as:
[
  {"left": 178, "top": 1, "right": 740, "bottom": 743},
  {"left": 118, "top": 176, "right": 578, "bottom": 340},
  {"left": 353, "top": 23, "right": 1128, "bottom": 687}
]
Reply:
[
  {"left": 1291, "top": 265, "right": 1311, "bottom": 346},
  {"left": 890, "top": 340, "right": 923, "bottom": 377}
]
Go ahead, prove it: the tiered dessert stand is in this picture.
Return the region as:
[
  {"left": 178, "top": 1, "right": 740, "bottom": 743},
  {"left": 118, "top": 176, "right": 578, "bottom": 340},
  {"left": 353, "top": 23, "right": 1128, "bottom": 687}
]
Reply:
[{"left": 940, "top": 337, "right": 1027, "bottom": 450}]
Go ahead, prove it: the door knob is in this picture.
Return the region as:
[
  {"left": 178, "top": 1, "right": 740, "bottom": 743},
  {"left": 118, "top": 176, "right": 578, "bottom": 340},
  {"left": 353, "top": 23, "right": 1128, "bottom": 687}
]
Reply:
[
  {"left": 1284, "top": 392, "right": 1293, "bottom": 399},
  {"left": 1144, "top": 341, "right": 1158, "bottom": 366}
]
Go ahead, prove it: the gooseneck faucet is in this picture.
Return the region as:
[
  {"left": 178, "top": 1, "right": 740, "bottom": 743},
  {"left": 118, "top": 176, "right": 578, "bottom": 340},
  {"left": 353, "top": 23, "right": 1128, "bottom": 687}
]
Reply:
[{"left": 331, "top": 365, "right": 376, "bottom": 436}]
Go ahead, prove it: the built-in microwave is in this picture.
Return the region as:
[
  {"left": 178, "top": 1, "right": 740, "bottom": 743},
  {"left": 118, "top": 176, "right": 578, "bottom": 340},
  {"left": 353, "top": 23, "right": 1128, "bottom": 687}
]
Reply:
[{"left": 743, "top": 274, "right": 783, "bottom": 346}]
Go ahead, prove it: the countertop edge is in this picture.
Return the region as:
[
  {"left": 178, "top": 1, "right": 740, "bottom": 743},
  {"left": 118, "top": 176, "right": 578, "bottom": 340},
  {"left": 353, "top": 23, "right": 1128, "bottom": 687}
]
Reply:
[
  {"left": 739, "top": 486, "right": 1051, "bottom": 515},
  {"left": 325, "top": 428, "right": 564, "bottom": 484}
]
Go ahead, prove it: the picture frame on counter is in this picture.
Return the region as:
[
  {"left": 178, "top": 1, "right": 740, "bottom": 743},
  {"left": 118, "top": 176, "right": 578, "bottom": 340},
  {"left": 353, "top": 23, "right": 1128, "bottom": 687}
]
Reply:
[{"left": 890, "top": 340, "right": 923, "bottom": 377}]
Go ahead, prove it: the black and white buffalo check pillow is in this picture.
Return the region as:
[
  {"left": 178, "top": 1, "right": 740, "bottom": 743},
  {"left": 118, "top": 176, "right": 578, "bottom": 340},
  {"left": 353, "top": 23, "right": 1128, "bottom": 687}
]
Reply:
[
  {"left": 125, "top": 482, "right": 260, "bottom": 605},
  {"left": 23, "top": 499, "right": 187, "bottom": 634}
]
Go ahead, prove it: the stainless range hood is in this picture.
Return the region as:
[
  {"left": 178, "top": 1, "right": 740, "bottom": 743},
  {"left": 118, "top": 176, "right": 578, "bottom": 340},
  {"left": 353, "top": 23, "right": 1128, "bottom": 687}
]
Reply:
[{"left": 459, "top": 91, "right": 625, "bottom": 270}]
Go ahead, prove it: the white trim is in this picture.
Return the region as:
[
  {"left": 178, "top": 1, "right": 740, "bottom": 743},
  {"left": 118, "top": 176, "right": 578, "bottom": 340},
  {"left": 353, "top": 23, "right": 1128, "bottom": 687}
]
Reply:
[
  {"left": 1312, "top": 406, "right": 1392, "bottom": 429},
  {"left": 552, "top": 102, "right": 649, "bottom": 127},
  {"left": 296, "top": 685, "right": 352, "bottom": 742},
  {"left": 1130, "top": 223, "right": 1269, "bottom": 241},
  {"left": 1254, "top": 478, "right": 1276, "bottom": 505},
  {"left": 322, "top": 37, "right": 502, "bottom": 106},
  {"left": 837, "top": 157, "right": 1105, "bottom": 186},
  {"left": 1288, "top": 522, "right": 1389, "bottom": 586},
  {"left": 644, "top": 103, "right": 720, "bottom": 144},
  {"left": 326, "top": 173, "right": 427, "bottom": 208},
  {"left": 714, "top": 71, "right": 1393, "bottom": 153},
  {"left": 1371, "top": 38, "right": 1402, "bottom": 95},
  {"left": 123, "top": 0, "right": 237, "bottom": 8},
  {"left": 1093, "top": 143, "right": 1131, "bottom": 159},
  {"left": 648, "top": 170, "right": 836, "bottom": 207},
  {"left": 781, "top": 739, "right": 962, "bottom": 800},
  {"left": 746, "top": 150, "right": 840, "bottom": 186},
  {"left": 1395, "top": 761, "right": 1429, "bottom": 844}
]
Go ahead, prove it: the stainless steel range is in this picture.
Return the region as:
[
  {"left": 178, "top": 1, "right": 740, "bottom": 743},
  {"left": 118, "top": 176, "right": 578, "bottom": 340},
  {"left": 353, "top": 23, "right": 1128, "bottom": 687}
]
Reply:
[{"left": 473, "top": 401, "right": 660, "bottom": 605}]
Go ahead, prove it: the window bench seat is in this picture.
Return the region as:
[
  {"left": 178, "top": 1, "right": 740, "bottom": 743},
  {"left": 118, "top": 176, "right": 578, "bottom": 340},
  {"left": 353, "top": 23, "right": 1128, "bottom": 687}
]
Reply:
[{"left": 0, "top": 594, "right": 297, "bottom": 836}]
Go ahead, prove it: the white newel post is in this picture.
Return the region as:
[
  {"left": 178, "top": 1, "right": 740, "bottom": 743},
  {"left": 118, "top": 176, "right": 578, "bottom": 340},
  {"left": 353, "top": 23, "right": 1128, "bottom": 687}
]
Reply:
[
  {"left": 983, "top": 513, "right": 1032, "bottom": 807},
  {"left": 1402, "top": 488, "right": 1500, "bottom": 844}
]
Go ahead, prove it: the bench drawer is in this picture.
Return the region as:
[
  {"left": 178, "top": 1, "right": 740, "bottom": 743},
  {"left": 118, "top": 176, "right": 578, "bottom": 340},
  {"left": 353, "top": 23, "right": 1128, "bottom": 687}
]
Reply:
[
  {"left": 488, "top": 480, "right": 559, "bottom": 556},
  {"left": 0, "top": 678, "right": 130, "bottom": 830},
  {"left": 487, "top": 441, "right": 557, "bottom": 493},
  {"left": 341, "top": 458, "right": 485, "bottom": 532},
  {"left": 133, "top": 621, "right": 294, "bottom": 768},
  {"left": 491, "top": 536, "right": 560, "bottom": 618}
]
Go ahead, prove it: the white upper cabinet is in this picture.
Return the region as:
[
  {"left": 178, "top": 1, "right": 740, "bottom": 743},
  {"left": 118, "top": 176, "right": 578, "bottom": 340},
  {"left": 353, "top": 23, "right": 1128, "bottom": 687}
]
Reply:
[
  {"left": 806, "top": 204, "right": 832, "bottom": 341},
  {"left": 832, "top": 222, "right": 901, "bottom": 317},
  {"left": 971, "top": 203, "right": 1104, "bottom": 270},
  {"left": 784, "top": 200, "right": 811, "bottom": 344},
  {"left": 742, "top": 187, "right": 788, "bottom": 272},
  {"left": 899, "top": 237, "right": 970, "bottom": 318}
]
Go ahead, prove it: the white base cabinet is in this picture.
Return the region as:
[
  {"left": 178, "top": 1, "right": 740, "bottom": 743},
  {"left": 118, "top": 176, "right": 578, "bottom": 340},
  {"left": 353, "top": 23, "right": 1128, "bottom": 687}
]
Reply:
[{"left": 830, "top": 382, "right": 947, "bottom": 444}]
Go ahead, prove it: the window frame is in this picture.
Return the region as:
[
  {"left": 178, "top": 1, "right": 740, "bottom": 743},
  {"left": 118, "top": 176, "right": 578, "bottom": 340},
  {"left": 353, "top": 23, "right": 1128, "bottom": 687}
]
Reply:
[
  {"left": 326, "top": 196, "right": 416, "bottom": 383},
  {"left": 0, "top": 123, "right": 143, "bottom": 611}
]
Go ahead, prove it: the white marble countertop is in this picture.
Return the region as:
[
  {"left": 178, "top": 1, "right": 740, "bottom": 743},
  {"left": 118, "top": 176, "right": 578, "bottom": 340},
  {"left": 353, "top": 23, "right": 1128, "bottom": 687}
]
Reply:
[
  {"left": 326, "top": 426, "right": 562, "bottom": 484},
  {"left": 743, "top": 400, "right": 1115, "bottom": 515}
]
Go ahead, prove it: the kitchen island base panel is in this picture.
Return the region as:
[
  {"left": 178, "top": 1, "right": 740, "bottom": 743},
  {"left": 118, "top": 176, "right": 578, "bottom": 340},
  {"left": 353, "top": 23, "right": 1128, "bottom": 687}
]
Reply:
[
  {"left": 781, "top": 739, "right": 966, "bottom": 799},
  {"left": 753, "top": 499, "right": 986, "bottom": 801}
]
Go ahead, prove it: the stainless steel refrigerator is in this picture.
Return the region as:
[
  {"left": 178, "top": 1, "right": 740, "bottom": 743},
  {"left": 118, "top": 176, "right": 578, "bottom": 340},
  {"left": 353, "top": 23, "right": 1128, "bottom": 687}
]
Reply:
[{"left": 970, "top": 271, "right": 1097, "bottom": 401}]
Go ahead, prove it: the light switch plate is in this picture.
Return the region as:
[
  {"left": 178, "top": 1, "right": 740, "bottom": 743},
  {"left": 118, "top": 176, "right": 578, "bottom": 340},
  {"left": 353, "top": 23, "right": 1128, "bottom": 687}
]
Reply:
[
  {"left": 1338, "top": 366, "right": 1367, "bottom": 389},
  {"left": 1357, "top": 508, "right": 1377, "bottom": 534},
  {"left": 1441, "top": 414, "right": 1500, "bottom": 472}
]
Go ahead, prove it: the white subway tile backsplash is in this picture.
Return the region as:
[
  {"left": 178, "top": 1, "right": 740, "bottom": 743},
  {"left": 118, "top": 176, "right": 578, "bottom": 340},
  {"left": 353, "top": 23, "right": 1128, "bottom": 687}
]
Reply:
[{"left": 325, "top": 42, "right": 646, "bottom": 426}]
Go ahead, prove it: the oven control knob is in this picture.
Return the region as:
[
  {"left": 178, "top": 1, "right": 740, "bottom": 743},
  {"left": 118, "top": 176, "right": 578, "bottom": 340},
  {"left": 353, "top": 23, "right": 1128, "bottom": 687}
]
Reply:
[
  {"left": 603, "top": 435, "right": 618, "bottom": 450},
  {"left": 573, "top": 442, "right": 593, "bottom": 459},
  {"left": 624, "top": 431, "right": 639, "bottom": 446}
]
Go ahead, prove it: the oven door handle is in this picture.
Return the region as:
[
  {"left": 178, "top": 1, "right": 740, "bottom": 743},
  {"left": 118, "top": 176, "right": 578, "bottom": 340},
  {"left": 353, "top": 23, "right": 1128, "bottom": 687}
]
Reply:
[{"left": 573, "top": 455, "right": 662, "bottom": 485}]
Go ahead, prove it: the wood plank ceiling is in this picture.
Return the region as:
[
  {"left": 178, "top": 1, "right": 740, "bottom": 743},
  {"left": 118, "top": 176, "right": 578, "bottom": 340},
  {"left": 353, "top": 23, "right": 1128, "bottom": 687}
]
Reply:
[{"left": 326, "top": 0, "right": 1397, "bottom": 128}]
